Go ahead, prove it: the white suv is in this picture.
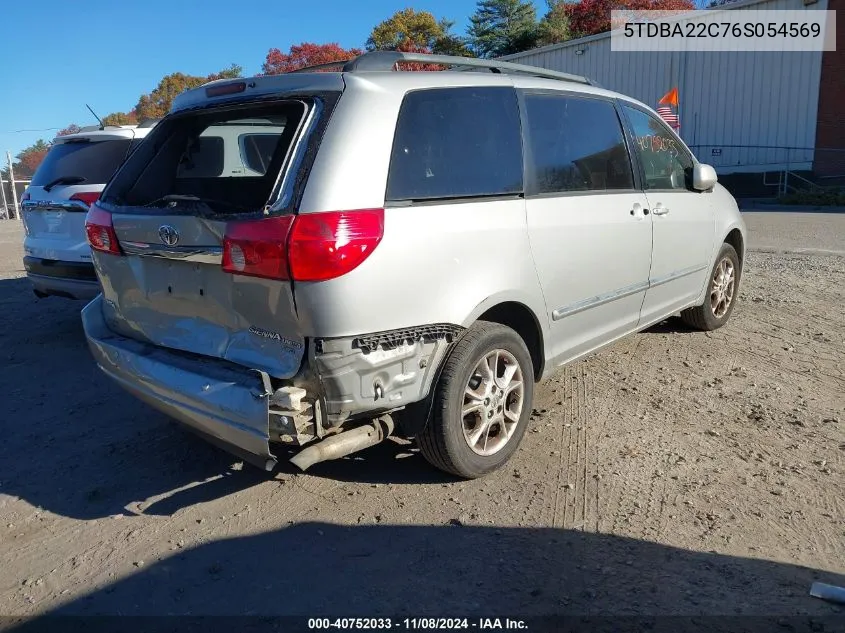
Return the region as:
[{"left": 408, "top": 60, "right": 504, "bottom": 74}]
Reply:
[{"left": 21, "top": 124, "right": 154, "bottom": 299}]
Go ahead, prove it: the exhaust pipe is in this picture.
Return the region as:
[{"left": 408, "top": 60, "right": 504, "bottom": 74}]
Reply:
[{"left": 290, "top": 415, "right": 394, "bottom": 471}]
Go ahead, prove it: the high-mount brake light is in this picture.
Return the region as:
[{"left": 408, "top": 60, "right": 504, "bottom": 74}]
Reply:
[{"left": 206, "top": 82, "right": 247, "bottom": 98}]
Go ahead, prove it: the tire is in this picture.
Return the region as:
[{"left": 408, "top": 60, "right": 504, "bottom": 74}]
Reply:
[
  {"left": 417, "top": 321, "right": 534, "bottom": 479},
  {"left": 681, "top": 243, "right": 741, "bottom": 331}
]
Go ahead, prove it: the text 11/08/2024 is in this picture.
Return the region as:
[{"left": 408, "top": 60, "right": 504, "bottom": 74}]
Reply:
[{"left": 307, "top": 618, "right": 528, "bottom": 630}]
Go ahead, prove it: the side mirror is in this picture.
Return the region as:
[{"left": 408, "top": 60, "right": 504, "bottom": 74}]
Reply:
[{"left": 693, "top": 163, "right": 718, "bottom": 191}]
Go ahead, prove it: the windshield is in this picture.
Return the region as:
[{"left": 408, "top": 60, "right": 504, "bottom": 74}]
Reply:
[{"left": 30, "top": 139, "right": 134, "bottom": 187}]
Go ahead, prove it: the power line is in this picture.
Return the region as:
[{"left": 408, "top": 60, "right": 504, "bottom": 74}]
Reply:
[{"left": 0, "top": 127, "right": 62, "bottom": 134}]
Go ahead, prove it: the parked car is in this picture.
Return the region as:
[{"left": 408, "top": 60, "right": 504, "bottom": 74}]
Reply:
[
  {"left": 82, "top": 52, "right": 746, "bottom": 478},
  {"left": 21, "top": 124, "right": 155, "bottom": 299}
]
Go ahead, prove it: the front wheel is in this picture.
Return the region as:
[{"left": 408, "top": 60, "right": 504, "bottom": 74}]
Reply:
[
  {"left": 681, "top": 242, "right": 741, "bottom": 331},
  {"left": 417, "top": 321, "right": 534, "bottom": 479}
]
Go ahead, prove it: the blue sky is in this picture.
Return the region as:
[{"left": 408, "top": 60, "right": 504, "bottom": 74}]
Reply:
[{"left": 1, "top": 0, "right": 546, "bottom": 159}]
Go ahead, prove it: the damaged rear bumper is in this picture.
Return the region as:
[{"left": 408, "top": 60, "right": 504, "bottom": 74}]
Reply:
[{"left": 82, "top": 295, "right": 275, "bottom": 470}]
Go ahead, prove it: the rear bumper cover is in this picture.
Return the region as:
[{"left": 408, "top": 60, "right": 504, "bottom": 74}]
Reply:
[
  {"left": 82, "top": 296, "right": 275, "bottom": 469},
  {"left": 25, "top": 257, "right": 100, "bottom": 299}
]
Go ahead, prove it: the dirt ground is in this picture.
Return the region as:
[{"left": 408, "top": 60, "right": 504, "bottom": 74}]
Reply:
[{"left": 0, "top": 217, "right": 842, "bottom": 620}]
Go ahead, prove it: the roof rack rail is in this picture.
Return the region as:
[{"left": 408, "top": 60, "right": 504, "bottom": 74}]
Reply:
[{"left": 289, "top": 51, "right": 596, "bottom": 86}]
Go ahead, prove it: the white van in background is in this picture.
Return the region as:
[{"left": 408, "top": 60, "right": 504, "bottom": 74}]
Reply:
[
  {"left": 22, "top": 119, "right": 281, "bottom": 299},
  {"left": 22, "top": 124, "right": 155, "bottom": 299}
]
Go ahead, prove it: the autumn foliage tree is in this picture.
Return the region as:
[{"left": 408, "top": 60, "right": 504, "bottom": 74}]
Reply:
[
  {"left": 10, "top": 140, "right": 51, "bottom": 179},
  {"left": 102, "top": 111, "right": 138, "bottom": 126},
  {"left": 134, "top": 64, "right": 243, "bottom": 120},
  {"left": 262, "top": 43, "right": 363, "bottom": 74},
  {"left": 567, "top": 0, "right": 695, "bottom": 38},
  {"left": 57, "top": 124, "right": 81, "bottom": 136}
]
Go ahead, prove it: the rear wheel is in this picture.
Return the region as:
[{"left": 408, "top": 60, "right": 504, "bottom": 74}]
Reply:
[
  {"left": 417, "top": 321, "right": 534, "bottom": 479},
  {"left": 681, "top": 243, "right": 740, "bottom": 331}
]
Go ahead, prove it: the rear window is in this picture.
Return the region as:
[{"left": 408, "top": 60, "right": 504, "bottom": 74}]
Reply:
[
  {"left": 31, "top": 139, "right": 132, "bottom": 187},
  {"left": 104, "top": 103, "right": 304, "bottom": 214},
  {"left": 386, "top": 87, "right": 523, "bottom": 202}
]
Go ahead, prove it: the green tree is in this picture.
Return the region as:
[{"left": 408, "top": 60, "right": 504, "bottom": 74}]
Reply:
[
  {"left": 537, "top": 0, "right": 570, "bottom": 46},
  {"left": 432, "top": 18, "right": 473, "bottom": 57},
  {"left": 468, "top": 0, "right": 539, "bottom": 58},
  {"left": 367, "top": 9, "right": 473, "bottom": 57},
  {"left": 134, "top": 64, "right": 242, "bottom": 120},
  {"left": 368, "top": 8, "right": 443, "bottom": 50}
]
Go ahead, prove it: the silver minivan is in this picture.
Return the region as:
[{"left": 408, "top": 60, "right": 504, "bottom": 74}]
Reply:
[{"left": 82, "top": 52, "right": 746, "bottom": 478}]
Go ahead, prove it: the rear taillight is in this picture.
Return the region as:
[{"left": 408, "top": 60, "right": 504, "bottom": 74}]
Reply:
[
  {"left": 85, "top": 204, "right": 122, "bottom": 255},
  {"left": 21, "top": 192, "right": 31, "bottom": 202},
  {"left": 288, "top": 210, "right": 384, "bottom": 281},
  {"left": 221, "top": 209, "right": 384, "bottom": 282},
  {"left": 70, "top": 192, "right": 100, "bottom": 207},
  {"left": 222, "top": 216, "right": 294, "bottom": 280}
]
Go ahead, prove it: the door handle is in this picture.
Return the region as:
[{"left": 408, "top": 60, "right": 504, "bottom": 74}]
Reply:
[
  {"left": 630, "top": 203, "right": 650, "bottom": 219},
  {"left": 653, "top": 204, "right": 670, "bottom": 216}
]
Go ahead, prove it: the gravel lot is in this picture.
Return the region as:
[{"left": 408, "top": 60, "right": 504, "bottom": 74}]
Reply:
[{"left": 0, "top": 216, "right": 843, "bottom": 619}]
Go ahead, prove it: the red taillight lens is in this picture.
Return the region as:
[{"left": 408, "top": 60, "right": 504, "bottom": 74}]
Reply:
[
  {"left": 222, "top": 216, "right": 294, "bottom": 280},
  {"left": 221, "top": 210, "right": 384, "bottom": 282},
  {"left": 288, "top": 210, "right": 384, "bottom": 282},
  {"left": 85, "top": 204, "right": 122, "bottom": 255},
  {"left": 70, "top": 192, "right": 100, "bottom": 207}
]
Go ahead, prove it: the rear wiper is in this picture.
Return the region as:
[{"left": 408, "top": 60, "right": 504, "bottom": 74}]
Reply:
[
  {"left": 143, "top": 194, "right": 252, "bottom": 213},
  {"left": 43, "top": 176, "right": 86, "bottom": 192}
]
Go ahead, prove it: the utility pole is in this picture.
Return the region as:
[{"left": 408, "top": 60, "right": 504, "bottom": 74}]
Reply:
[
  {"left": 6, "top": 151, "right": 20, "bottom": 221},
  {"left": 0, "top": 171, "right": 8, "bottom": 219}
]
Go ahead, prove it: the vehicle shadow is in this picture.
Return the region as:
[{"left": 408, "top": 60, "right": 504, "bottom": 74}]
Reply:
[
  {"left": 8, "top": 523, "right": 845, "bottom": 626},
  {"left": 0, "top": 278, "right": 450, "bottom": 522},
  {"left": 641, "top": 316, "right": 699, "bottom": 335}
]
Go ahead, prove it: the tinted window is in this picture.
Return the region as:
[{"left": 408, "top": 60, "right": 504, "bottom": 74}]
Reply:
[
  {"left": 524, "top": 94, "right": 633, "bottom": 195},
  {"left": 621, "top": 104, "right": 693, "bottom": 191},
  {"left": 176, "top": 136, "right": 224, "bottom": 178},
  {"left": 104, "top": 103, "right": 304, "bottom": 214},
  {"left": 239, "top": 133, "right": 283, "bottom": 174},
  {"left": 31, "top": 139, "right": 132, "bottom": 186},
  {"left": 386, "top": 87, "right": 523, "bottom": 201}
]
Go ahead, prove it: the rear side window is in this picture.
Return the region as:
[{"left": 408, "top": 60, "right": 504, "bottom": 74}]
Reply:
[
  {"left": 104, "top": 103, "right": 304, "bottom": 214},
  {"left": 386, "top": 87, "right": 523, "bottom": 202},
  {"left": 239, "top": 134, "right": 282, "bottom": 174},
  {"left": 523, "top": 94, "right": 634, "bottom": 195},
  {"left": 176, "top": 136, "right": 224, "bottom": 178},
  {"left": 31, "top": 139, "right": 132, "bottom": 187}
]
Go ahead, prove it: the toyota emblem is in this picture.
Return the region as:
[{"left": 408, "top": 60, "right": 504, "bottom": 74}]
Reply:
[{"left": 158, "top": 224, "right": 179, "bottom": 247}]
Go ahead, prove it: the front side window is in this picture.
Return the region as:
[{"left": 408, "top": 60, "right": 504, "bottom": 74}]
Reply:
[
  {"left": 386, "top": 87, "right": 523, "bottom": 202},
  {"left": 524, "top": 94, "right": 634, "bottom": 195},
  {"left": 621, "top": 104, "right": 694, "bottom": 191}
]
